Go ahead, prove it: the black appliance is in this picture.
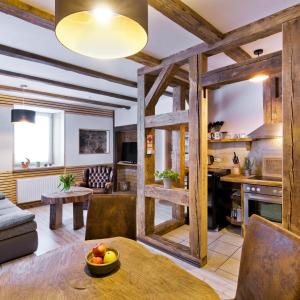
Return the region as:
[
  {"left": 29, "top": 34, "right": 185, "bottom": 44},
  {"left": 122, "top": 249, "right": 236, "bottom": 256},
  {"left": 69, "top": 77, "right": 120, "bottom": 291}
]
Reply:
[
  {"left": 208, "top": 169, "right": 232, "bottom": 230},
  {"left": 185, "top": 169, "right": 232, "bottom": 230},
  {"left": 121, "top": 142, "right": 137, "bottom": 163}
]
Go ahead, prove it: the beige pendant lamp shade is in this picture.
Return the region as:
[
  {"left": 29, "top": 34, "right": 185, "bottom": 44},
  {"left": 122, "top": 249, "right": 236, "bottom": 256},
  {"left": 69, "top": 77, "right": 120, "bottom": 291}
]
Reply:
[{"left": 55, "top": 0, "right": 148, "bottom": 59}]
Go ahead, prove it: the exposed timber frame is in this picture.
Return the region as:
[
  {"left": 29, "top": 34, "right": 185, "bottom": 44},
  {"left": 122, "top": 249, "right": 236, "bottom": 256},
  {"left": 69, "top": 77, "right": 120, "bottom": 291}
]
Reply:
[{"left": 137, "top": 6, "right": 300, "bottom": 267}]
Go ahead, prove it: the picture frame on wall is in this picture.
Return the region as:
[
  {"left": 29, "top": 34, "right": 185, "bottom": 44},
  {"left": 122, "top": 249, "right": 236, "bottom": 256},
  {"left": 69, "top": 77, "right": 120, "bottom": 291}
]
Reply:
[{"left": 79, "top": 129, "right": 109, "bottom": 154}]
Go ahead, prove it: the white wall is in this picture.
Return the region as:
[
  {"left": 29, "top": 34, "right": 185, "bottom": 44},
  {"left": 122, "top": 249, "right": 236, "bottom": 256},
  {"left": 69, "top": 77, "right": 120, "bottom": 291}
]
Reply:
[
  {"left": 0, "top": 106, "right": 13, "bottom": 172},
  {"left": 115, "top": 106, "right": 137, "bottom": 126},
  {"left": 65, "top": 113, "right": 113, "bottom": 166},
  {"left": 209, "top": 81, "right": 264, "bottom": 135}
]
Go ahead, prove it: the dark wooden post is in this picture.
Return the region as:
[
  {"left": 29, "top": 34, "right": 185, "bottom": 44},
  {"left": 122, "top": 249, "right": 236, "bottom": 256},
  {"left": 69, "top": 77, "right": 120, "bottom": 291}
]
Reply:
[
  {"left": 172, "top": 86, "right": 186, "bottom": 222},
  {"left": 189, "top": 54, "right": 208, "bottom": 265},
  {"left": 137, "top": 75, "right": 156, "bottom": 238},
  {"left": 282, "top": 17, "right": 300, "bottom": 235}
]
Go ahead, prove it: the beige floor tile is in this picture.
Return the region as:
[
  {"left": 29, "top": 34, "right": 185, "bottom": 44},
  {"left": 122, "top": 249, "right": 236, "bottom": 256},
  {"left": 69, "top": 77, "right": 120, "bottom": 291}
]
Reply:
[
  {"left": 204, "top": 250, "right": 229, "bottom": 272},
  {"left": 209, "top": 240, "right": 239, "bottom": 257},
  {"left": 180, "top": 239, "right": 189, "bottom": 247},
  {"left": 216, "top": 269, "right": 238, "bottom": 282},
  {"left": 219, "top": 257, "right": 241, "bottom": 277},
  {"left": 219, "top": 233, "right": 243, "bottom": 247},
  {"left": 232, "top": 248, "right": 242, "bottom": 261},
  {"left": 162, "top": 233, "right": 185, "bottom": 243},
  {"left": 208, "top": 230, "right": 224, "bottom": 245}
]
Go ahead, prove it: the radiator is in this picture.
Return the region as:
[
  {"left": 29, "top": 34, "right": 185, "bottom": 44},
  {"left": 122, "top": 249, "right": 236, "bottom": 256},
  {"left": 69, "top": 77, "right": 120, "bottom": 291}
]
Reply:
[{"left": 17, "top": 175, "right": 60, "bottom": 204}]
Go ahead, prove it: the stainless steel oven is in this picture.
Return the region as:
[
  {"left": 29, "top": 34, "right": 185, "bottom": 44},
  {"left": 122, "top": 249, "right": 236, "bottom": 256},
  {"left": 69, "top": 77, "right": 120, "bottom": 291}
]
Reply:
[{"left": 243, "top": 184, "right": 282, "bottom": 225}]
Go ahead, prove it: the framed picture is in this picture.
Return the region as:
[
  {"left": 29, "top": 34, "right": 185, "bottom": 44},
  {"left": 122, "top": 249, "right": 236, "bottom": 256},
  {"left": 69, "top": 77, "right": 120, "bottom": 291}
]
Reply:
[{"left": 79, "top": 129, "right": 109, "bottom": 154}]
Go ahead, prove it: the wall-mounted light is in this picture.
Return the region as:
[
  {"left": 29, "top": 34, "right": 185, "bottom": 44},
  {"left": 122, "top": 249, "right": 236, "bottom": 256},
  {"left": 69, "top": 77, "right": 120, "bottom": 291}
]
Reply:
[
  {"left": 11, "top": 85, "right": 36, "bottom": 124},
  {"left": 55, "top": 0, "right": 148, "bottom": 59},
  {"left": 250, "top": 49, "right": 270, "bottom": 83}
]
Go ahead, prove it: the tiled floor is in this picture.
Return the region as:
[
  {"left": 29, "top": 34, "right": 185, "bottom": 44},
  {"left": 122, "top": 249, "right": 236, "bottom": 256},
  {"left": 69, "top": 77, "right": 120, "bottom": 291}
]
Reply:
[
  {"left": 21, "top": 200, "right": 243, "bottom": 299},
  {"left": 154, "top": 200, "right": 243, "bottom": 298}
]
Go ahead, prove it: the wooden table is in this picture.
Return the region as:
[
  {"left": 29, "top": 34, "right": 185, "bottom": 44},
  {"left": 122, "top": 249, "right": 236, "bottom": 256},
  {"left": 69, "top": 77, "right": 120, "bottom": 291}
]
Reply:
[
  {"left": 41, "top": 187, "right": 93, "bottom": 230},
  {"left": 0, "top": 237, "right": 220, "bottom": 300}
]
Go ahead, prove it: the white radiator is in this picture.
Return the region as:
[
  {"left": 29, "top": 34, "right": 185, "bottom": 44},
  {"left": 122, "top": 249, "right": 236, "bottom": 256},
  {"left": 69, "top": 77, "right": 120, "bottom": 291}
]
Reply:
[{"left": 17, "top": 175, "right": 60, "bottom": 204}]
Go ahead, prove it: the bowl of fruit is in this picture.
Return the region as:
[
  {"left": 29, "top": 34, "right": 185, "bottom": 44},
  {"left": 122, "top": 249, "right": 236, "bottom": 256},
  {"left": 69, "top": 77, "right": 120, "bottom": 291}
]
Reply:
[{"left": 86, "top": 243, "right": 119, "bottom": 276}]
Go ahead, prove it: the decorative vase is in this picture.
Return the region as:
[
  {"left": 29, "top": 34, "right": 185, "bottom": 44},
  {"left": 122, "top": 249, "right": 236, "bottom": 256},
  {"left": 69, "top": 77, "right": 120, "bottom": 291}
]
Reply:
[
  {"left": 163, "top": 178, "right": 172, "bottom": 189},
  {"left": 244, "top": 169, "right": 251, "bottom": 177},
  {"left": 231, "top": 165, "right": 240, "bottom": 175},
  {"left": 63, "top": 187, "right": 72, "bottom": 193}
]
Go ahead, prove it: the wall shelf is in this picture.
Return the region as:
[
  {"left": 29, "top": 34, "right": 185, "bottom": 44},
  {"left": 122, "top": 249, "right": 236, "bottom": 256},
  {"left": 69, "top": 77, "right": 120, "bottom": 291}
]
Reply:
[
  {"left": 208, "top": 138, "right": 255, "bottom": 143},
  {"left": 117, "top": 162, "right": 137, "bottom": 167}
]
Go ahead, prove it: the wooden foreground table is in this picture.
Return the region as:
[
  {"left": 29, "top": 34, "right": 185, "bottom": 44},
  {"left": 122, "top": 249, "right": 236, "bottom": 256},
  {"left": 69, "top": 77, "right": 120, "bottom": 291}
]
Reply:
[
  {"left": 0, "top": 237, "right": 219, "bottom": 300},
  {"left": 41, "top": 187, "right": 93, "bottom": 230}
]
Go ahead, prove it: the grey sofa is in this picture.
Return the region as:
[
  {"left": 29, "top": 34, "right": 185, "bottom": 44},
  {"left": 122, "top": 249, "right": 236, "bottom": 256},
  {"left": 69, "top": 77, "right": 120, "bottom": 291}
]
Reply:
[{"left": 0, "top": 192, "right": 38, "bottom": 264}]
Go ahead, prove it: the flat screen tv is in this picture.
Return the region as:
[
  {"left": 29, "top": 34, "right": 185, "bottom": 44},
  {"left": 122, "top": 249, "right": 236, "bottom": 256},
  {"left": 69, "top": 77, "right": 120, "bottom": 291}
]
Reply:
[{"left": 121, "top": 142, "right": 137, "bottom": 163}]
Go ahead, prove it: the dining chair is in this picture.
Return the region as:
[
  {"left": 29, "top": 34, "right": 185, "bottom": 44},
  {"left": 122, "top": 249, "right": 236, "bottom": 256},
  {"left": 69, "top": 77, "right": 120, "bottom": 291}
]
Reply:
[
  {"left": 233, "top": 214, "right": 300, "bottom": 300},
  {"left": 85, "top": 194, "right": 136, "bottom": 241}
]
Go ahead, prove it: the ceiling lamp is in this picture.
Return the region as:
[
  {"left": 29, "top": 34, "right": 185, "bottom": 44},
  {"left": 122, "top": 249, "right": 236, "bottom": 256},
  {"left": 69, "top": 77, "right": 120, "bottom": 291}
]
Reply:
[
  {"left": 250, "top": 49, "right": 270, "bottom": 83},
  {"left": 11, "top": 85, "right": 36, "bottom": 124},
  {"left": 55, "top": 0, "right": 148, "bottom": 59}
]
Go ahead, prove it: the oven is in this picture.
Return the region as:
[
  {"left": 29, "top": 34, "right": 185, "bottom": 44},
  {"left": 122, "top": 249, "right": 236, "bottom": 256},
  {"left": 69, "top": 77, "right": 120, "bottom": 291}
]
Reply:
[{"left": 244, "top": 184, "right": 282, "bottom": 225}]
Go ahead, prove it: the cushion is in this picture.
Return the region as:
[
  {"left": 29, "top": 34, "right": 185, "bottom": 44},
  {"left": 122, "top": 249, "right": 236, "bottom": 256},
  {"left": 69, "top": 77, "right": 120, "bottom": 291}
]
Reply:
[
  {"left": 0, "top": 192, "right": 5, "bottom": 200},
  {"left": 0, "top": 199, "right": 15, "bottom": 210},
  {"left": 0, "top": 210, "right": 35, "bottom": 231},
  {"left": 0, "top": 220, "right": 37, "bottom": 241}
]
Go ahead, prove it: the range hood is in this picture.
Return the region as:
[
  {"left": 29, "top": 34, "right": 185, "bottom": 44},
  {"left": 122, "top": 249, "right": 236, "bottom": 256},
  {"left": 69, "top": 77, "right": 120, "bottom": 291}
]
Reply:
[{"left": 248, "top": 123, "right": 282, "bottom": 139}]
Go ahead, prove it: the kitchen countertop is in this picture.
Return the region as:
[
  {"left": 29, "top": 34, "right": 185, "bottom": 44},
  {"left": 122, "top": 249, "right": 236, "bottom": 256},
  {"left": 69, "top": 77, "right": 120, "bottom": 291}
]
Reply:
[{"left": 221, "top": 174, "right": 282, "bottom": 187}]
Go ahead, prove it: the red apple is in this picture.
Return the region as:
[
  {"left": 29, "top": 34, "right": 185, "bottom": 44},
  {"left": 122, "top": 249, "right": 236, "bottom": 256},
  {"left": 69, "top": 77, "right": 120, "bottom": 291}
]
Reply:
[
  {"left": 90, "top": 256, "right": 103, "bottom": 265},
  {"left": 92, "top": 243, "right": 107, "bottom": 257}
]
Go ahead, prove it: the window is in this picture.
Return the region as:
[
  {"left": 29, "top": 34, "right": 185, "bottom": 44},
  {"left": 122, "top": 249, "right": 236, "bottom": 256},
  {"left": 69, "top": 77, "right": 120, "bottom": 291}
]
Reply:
[{"left": 14, "top": 112, "right": 53, "bottom": 165}]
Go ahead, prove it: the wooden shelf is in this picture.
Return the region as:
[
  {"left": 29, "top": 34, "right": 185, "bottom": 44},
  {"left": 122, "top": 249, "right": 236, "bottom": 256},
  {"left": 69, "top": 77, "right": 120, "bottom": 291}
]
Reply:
[
  {"left": 117, "top": 162, "right": 137, "bottom": 167},
  {"left": 226, "top": 216, "right": 242, "bottom": 226},
  {"left": 209, "top": 138, "right": 255, "bottom": 143}
]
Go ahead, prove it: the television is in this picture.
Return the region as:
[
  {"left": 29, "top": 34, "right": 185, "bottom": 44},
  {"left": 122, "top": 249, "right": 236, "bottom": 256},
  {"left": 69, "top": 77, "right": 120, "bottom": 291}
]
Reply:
[{"left": 121, "top": 142, "right": 137, "bottom": 163}]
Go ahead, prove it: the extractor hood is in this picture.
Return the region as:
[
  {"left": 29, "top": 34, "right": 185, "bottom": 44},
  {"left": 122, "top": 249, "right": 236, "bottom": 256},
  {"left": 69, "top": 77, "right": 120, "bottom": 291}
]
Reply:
[{"left": 248, "top": 123, "right": 282, "bottom": 139}]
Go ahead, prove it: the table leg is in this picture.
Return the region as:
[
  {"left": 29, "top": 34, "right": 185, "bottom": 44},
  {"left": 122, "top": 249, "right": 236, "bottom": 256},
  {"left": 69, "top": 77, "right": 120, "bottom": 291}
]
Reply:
[
  {"left": 73, "top": 202, "right": 84, "bottom": 230},
  {"left": 50, "top": 202, "right": 63, "bottom": 230}
]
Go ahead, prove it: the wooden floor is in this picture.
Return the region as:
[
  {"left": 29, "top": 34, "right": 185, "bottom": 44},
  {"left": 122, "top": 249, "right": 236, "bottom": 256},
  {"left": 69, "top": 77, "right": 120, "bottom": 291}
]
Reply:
[{"left": 5, "top": 201, "right": 241, "bottom": 299}]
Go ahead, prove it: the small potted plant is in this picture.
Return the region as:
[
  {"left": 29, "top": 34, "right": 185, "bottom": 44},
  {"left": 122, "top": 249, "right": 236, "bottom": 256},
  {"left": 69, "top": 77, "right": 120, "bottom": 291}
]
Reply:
[
  {"left": 154, "top": 169, "right": 179, "bottom": 189},
  {"left": 58, "top": 173, "right": 75, "bottom": 192},
  {"left": 243, "top": 157, "right": 254, "bottom": 177}
]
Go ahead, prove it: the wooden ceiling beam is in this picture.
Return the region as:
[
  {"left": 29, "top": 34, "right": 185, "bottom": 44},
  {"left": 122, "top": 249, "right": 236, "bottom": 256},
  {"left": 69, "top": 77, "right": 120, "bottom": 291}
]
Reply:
[
  {"left": 0, "top": 44, "right": 174, "bottom": 98},
  {"left": 145, "top": 64, "right": 179, "bottom": 108},
  {"left": 0, "top": 44, "right": 137, "bottom": 88},
  {"left": 140, "top": 4, "right": 300, "bottom": 76},
  {"left": 0, "top": 0, "right": 189, "bottom": 87},
  {"left": 0, "top": 69, "right": 137, "bottom": 102},
  {"left": 201, "top": 51, "right": 282, "bottom": 88},
  {"left": 148, "top": 0, "right": 251, "bottom": 62},
  {"left": 202, "top": 4, "right": 300, "bottom": 57},
  {"left": 0, "top": 0, "right": 54, "bottom": 30},
  {"left": 0, "top": 85, "right": 130, "bottom": 109}
]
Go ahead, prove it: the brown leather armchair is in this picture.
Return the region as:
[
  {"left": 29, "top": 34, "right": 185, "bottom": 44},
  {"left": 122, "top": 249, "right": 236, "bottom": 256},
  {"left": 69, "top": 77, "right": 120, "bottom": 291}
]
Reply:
[{"left": 78, "top": 166, "right": 114, "bottom": 194}]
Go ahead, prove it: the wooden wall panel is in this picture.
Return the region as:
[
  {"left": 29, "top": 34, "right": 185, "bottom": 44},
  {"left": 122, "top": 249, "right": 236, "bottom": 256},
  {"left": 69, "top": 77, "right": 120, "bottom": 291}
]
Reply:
[
  {"left": 0, "top": 164, "right": 113, "bottom": 204},
  {"left": 282, "top": 17, "right": 300, "bottom": 235},
  {"left": 0, "top": 94, "right": 113, "bottom": 118}
]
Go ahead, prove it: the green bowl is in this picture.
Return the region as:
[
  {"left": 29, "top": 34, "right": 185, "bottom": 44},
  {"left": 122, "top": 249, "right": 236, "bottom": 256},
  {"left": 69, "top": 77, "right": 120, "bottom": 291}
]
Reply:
[{"left": 85, "top": 248, "right": 120, "bottom": 276}]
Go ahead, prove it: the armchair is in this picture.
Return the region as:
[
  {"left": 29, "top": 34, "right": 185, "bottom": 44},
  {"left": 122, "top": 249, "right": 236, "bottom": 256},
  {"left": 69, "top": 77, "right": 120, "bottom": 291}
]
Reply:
[{"left": 78, "top": 166, "right": 114, "bottom": 194}]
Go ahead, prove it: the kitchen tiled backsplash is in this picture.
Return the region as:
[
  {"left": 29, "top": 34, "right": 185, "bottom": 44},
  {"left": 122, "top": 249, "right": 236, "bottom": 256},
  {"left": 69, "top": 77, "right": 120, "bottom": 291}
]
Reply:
[{"left": 208, "top": 138, "right": 282, "bottom": 174}]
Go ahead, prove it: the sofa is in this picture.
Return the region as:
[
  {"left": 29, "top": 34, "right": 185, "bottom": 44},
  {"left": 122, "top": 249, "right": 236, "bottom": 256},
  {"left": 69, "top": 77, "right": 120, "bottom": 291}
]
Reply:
[
  {"left": 78, "top": 166, "right": 114, "bottom": 194},
  {"left": 0, "top": 192, "right": 38, "bottom": 264}
]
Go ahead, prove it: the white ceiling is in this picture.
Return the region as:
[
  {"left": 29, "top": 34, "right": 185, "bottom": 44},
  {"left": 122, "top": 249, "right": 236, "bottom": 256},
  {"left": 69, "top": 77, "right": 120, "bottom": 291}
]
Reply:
[{"left": 0, "top": 0, "right": 298, "bottom": 110}]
